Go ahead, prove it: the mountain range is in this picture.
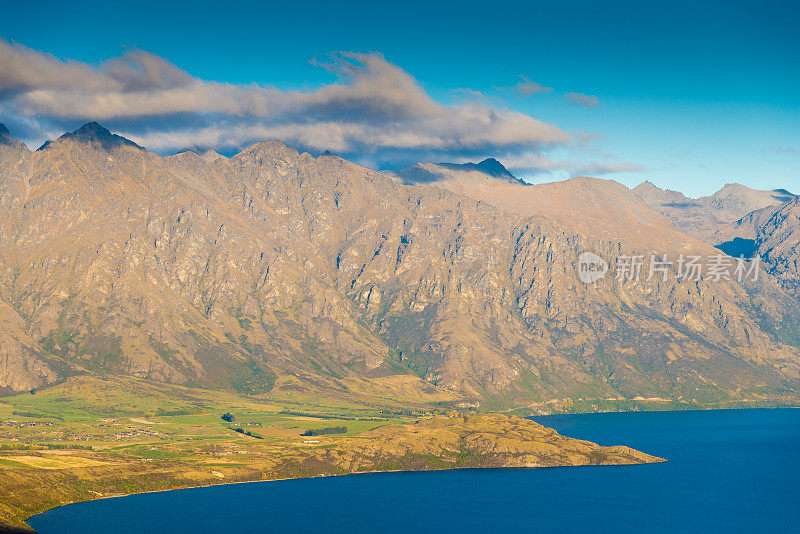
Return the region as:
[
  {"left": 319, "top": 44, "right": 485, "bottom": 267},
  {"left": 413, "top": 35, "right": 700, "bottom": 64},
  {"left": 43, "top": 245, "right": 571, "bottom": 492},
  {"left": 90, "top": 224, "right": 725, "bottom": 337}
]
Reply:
[
  {"left": 633, "top": 180, "right": 794, "bottom": 240},
  {"left": 1, "top": 122, "right": 799, "bottom": 411}
]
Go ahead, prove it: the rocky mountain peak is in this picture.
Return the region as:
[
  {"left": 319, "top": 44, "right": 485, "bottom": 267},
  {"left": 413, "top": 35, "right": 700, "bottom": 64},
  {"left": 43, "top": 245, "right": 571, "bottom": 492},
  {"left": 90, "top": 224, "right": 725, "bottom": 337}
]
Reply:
[
  {"left": 634, "top": 180, "right": 658, "bottom": 191},
  {"left": 632, "top": 181, "right": 695, "bottom": 208},
  {"left": 439, "top": 158, "right": 524, "bottom": 184},
  {"left": 233, "top": 139, "right": 299, "bottom": 162},
  {"left": 632, "top": 180, "right": 675, "bottom": 195},
  {"left": 635, "top": 179, "right": 797, "bottom": 240},
  {"left": 179, "top": 145, "right": 227, "bottom": 163},
  {"left": 390, "top": 157, "right": 524, "bottom": 186},
  {"left": 710, "top": 182, "right": 793, "bottom": 203},
  {"left": 0, "top": 123, "right": 30, "bottom": 153},
  {"left": 475, "top": 158, "right": 517, "bottom": 180},
  {"left": 718, "top": 182, "right": 746, "bottom": 191},
  {"left": 705, "top": 182, "right": 794, "bottom": 216},
  {"left": 41, "top": 122, "right": 144, "bottom": 151}
]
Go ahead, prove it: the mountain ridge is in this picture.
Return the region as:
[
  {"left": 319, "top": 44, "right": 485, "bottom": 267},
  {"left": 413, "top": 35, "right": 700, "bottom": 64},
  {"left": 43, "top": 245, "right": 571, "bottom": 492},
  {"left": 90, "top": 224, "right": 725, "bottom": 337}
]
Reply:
[
  {"left": 389, "top": 158, "right": 525, "bottom": 186},
  {"left": 42, "top": 122, "right": 145, "bottom": 152},
  {"left": 633, "top": 180, "right": 796, "bottom": 240},
  {"left": 0, "top": 123, "right": 799, "bottom": 411}
]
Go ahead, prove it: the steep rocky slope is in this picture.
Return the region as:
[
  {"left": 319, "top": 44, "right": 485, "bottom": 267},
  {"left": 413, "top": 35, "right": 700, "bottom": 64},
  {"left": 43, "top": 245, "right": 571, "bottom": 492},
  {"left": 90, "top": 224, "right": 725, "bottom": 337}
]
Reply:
[
  {"left": 690, "top": 194, "right": 800, "bottom": 302},
  {"left": 752, "top": 196, "right": 800, "bottom": 298},
  {"left": 397, "top": 171, "right": 800, "bottom": 405},
  {"left": 0, "top": 123, "right": 798, "bottom": 409},
  {"left": 639, "top": 180, "right": 800, "bottom": 307}
]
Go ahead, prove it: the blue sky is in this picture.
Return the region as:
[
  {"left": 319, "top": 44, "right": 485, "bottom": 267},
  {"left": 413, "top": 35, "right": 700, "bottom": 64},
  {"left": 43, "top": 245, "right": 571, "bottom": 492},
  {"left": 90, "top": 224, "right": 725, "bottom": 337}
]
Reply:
[{"left": 0, "top": 0, "right": 797, "bottom": 196}]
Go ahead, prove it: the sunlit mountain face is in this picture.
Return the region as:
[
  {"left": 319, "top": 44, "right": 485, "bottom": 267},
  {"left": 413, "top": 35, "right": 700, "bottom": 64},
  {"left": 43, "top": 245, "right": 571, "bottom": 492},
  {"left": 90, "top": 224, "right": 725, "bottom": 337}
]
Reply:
[{"left": 1, "top": 122, "right": 798, "bottom": 410}]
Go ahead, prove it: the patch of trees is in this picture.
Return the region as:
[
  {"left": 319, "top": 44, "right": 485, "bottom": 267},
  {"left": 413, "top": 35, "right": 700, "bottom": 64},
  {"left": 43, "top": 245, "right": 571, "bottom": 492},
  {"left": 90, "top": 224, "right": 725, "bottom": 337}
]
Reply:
[
  {"left": 42, "top": 443, "right": 93, "bottom": 451},
  {"left": 11, "top": 411, "right": 63, "bottom": 420},
  {"left": 279, "top": 409, "right": 354, "bottom": 420},
  {"left": 221, "top": 412, "right": 235, "bottom": 422},
  {"left": 380, "top": 409, "right": 423, "bottom": 417},
  {"left": 230, "top": 427, "right": 263, "bottom": 439},
  {"left": 0, "top": 444, "right": 33, "bottom": 451},
  {"left": 0, "top": 443, "right": 92, "bottom": 451},
  {"left": 156, "top": 408, "right": 196, "bottom": 417},
  {"left": 12, "top": 411, "right": 44, "bottom": 418},
  {"left": 301, "top": 426, "right": 347, "bottom": 436}
]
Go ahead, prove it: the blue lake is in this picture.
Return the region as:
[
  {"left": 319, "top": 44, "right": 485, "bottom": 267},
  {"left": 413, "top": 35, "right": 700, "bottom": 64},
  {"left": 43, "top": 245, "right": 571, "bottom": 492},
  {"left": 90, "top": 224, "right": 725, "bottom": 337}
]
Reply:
[{"left": 29, "top": 408, "right": 800, "bottom": 533}]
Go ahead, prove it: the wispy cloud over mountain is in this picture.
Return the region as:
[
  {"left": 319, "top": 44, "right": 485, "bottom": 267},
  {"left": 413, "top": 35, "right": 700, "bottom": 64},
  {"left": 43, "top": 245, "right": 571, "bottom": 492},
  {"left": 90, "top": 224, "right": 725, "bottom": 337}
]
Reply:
[
  {"left": 498, "top": 152, "right": 645, "bottom": 178},
  {"left": 0, "top": 39, "right": 639, "bottom": 176}
]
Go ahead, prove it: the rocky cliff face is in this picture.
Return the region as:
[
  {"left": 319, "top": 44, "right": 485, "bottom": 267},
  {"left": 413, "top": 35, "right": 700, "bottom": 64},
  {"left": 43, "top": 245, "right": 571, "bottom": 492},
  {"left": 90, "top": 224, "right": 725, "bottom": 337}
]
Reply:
[
  {"left": 0, "top": 123, "right": 798, "bottom": 408},
  {"left": 698, "top": 194, "right": 800, "bottom": 303},
  {"left": 755, "top": 196, "right": 800, "bottom": 298}
]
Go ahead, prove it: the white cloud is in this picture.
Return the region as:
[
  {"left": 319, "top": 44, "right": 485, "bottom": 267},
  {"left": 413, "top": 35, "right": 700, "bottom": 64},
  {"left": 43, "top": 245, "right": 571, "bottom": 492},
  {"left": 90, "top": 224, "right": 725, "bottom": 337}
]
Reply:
[
  {"left": 0, "top": 40, "right": 645, "bottom": 177},
  {"left": 458, "top": 151, "right": 646, "bottom": 179},
  {"left": 0, "top": 41, "right": 571, "bottom": 159}
]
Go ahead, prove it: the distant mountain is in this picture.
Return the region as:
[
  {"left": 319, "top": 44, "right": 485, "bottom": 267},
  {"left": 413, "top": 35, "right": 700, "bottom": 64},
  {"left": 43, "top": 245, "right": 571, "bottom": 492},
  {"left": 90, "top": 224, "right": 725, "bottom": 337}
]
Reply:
[
  {"left": 0, "top": 123, "right": 26, "bottom": 151},
  {"left": 633, "top": 181, "right": 795, "bottom": 240},
  {"left": 440, "top": 158, "right": 523, "bottom": 182},
  {"left": 704, "top": 183, "right": 794, "bottom": 221},
  {"left": 638, "top": 178, "right": 800, "bottom": 306},
  {"left": 38, "top": 121, "right": 144, "bottom": 152},
  {"left": 715, "top": 195, "right": 800, "bottom": 299},
  {"left": 389, "top": 158, "right": 526, "bottom": 185},
  {"left": 175, "top": 146, "right": 228, "bottom": 163},
  {"left": 713, "top": 193, "right": 800, "bottom": 298},
  {"left": 75, "top": 122, "right": 142, "bottom": 149},
  {"left": 0, "top": 123, "right": 798, "bottom": 411}
]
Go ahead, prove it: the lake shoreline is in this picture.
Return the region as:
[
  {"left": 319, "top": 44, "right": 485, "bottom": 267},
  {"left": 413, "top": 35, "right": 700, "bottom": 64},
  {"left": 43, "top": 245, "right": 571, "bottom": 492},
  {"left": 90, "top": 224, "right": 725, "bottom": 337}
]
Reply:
[
  {"left": 6, "top": 414, "right": 662, "bottom": 532},
  {"left": 26, "top": 409, "right": 800, "bottom": 534},
  {"left": 11, "top": 404, "right": 799, "bottom": 532},
  {"left": 28, "top": 457, "right": 668, "bottom": 529}
]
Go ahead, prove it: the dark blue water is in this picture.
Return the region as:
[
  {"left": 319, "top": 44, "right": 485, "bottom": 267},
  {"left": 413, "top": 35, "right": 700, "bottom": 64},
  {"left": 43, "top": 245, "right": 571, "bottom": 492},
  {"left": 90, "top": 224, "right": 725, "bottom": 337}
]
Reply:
[{"left": 29, "top": 409, "right": 800, "bottom": 533}]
